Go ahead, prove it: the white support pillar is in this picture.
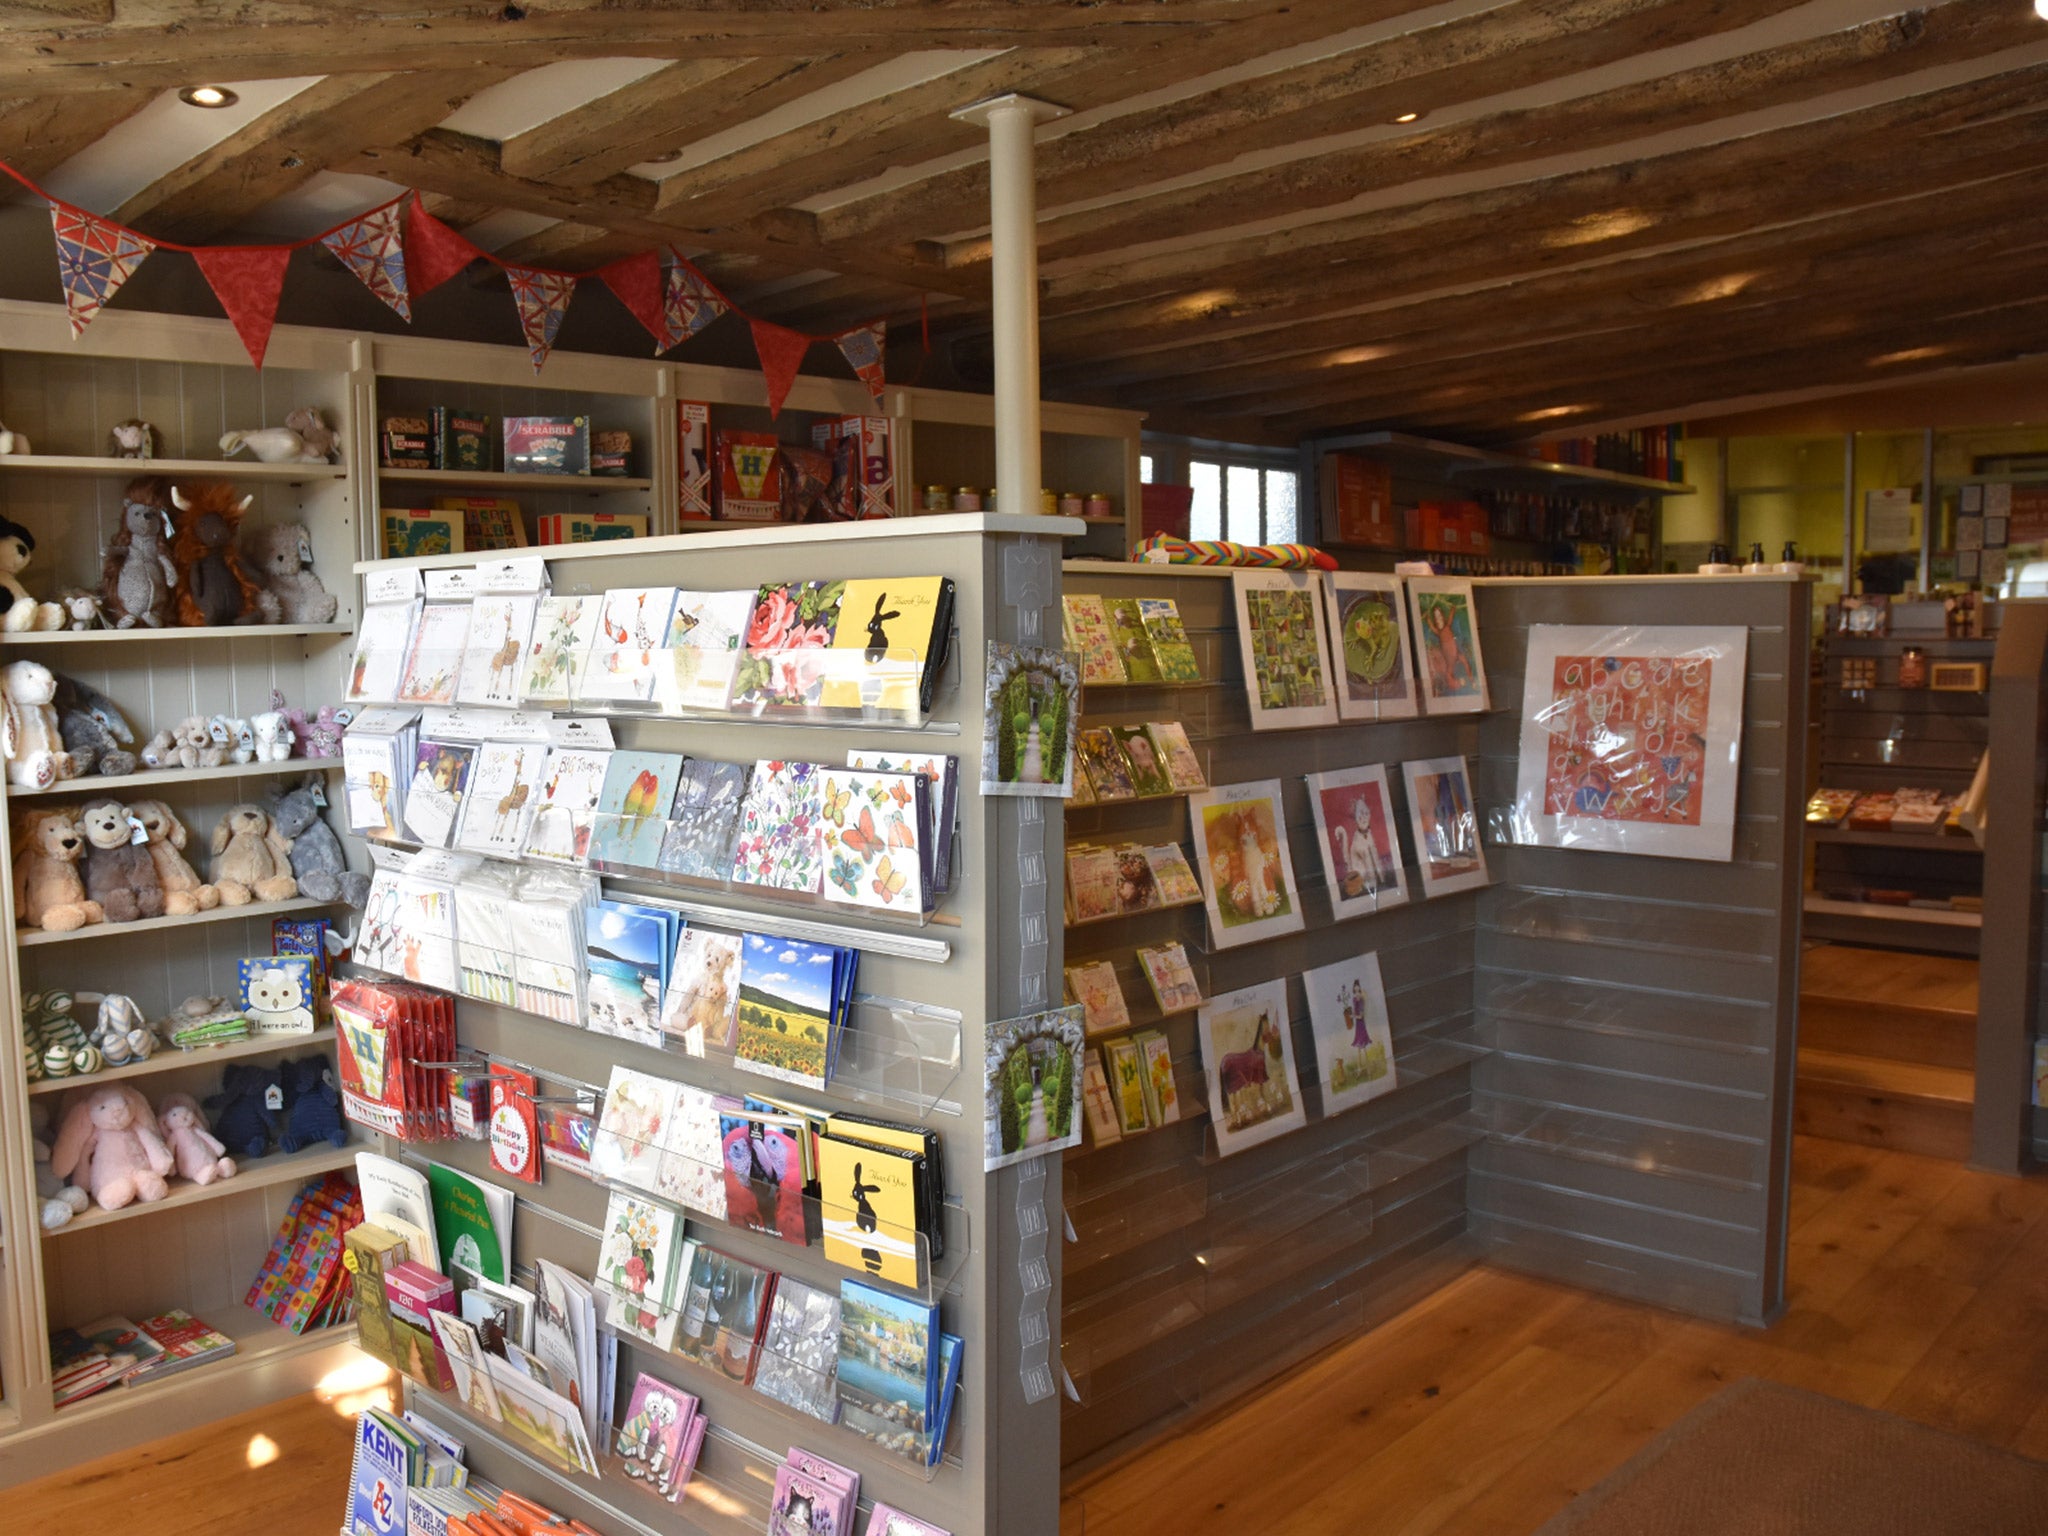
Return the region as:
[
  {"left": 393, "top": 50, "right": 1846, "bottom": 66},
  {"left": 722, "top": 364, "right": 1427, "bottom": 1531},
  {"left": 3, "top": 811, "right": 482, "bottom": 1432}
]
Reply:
[{"left": 951, "top": 94, "right": 1069, "bottom": 517}]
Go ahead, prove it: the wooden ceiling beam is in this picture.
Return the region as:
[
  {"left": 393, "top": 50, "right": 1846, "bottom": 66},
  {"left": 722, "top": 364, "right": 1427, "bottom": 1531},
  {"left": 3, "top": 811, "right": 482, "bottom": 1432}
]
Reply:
[
  {"left": 818, "top": 0, "right": 1805, "bottom": 246},
  {"left": 499, "top": 55, "right": 872, "bottom": 187},
  {"left": 110, "top": 68, "right": 514, "bottom": 244},
  {"left": 0, "top": 84, "right": 153, "bottom": 180},
  {"left": 346, "top": 129, "right": 982, "bottom": 299},
  {"left": 0, "top": 1, "right": 1269, "bottom": 94},
  {"left": 1019, "top": 1, "right": 2042, "bottom": 272},
  {"left": 487, "top": 223, "right": 645, "bottom": 273}
]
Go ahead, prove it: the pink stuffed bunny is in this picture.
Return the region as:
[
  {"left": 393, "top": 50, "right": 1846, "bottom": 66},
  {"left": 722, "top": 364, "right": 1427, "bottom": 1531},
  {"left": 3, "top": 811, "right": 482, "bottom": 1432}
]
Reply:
[
  {"left": 50, "top": 1084, "right": 174, "bottom": 1209},
  {"left": 155, "top": 1090, "right": 236, "bottom": 1185}
]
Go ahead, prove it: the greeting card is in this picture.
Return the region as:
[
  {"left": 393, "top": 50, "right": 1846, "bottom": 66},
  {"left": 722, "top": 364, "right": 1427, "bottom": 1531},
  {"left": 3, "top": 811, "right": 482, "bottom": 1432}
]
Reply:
[
  {"left": 1302, "top": 951, "right": 1397, "bottom": 1115},
  {"left": 522, "top": 594, "right": 601, "bottom": 706},
  {"left": 456, "top": 595, "right": 539, "bottom": 709},
  {"left": 1189, "top": 779, "right": 1305, "bottom": 949},
  {"left": 1199, "top": 978, "right": 1306, "bottom": 1157},
  {"left": 980, "top": 642, "right": 1078, "bottom": 798},
  {"left": 1305, "top": 764, "right": 1410, "bottom": 920}
]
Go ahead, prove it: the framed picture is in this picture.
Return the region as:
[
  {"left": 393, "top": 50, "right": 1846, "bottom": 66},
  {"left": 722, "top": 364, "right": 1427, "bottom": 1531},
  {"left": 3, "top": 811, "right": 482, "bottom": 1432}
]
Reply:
[
  {"left": 1230, "top": 570, "right": 1338, "bottom": 730},
  {"left": 1406, "top": 577, "right": 1489, "bottom": 715},
  {"left": 1198, "top": 978, "right": 1306, "bottom": 1157},
  {"left": 1304, "top": 764, "right": 1410, "bottom": 920},
  {"left": 1322, "top": 572, "right": 1418, "bottom": 721},
  {"left": 980, "top": 642, "right": 1079, "bottom": 798},
  {"left": 1189, "top": 779, "right": 1305, "bottom": 950},
  {"left": 1302, "top": 951, "right": 1397, "bottom": 1116},
  {"left": 1513, "top": 625, "right": 1749, "bottom": 861},
  {"left": 1401, "top": 755, "right": 1489, "bottom": 898}
]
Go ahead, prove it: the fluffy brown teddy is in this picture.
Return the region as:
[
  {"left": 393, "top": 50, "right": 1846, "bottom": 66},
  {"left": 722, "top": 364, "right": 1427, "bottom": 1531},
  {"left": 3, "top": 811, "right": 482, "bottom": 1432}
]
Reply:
[
  {"left": 128, "top": 799, "right": 218, "bottom": 915},
  {"left": 13, "top": 809, "right": 104, "bottom": 931},
  {"left": 210, "top": 803, "right": 296, "bottom": 905},
  {"left": 77, "top": 797, "right": 166, "bottom": 923}
]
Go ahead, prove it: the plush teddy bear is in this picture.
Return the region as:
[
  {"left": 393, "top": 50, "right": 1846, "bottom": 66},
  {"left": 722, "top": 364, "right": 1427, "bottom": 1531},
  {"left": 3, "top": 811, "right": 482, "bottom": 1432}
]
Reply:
[
  {"left": 268, "top": 778, "right": 369, "bottom": 907},
  {"left": 127, "top": 799, "right": 218, "bottom": 914},
  {"left": 0, "top": 514, "right": 64, "bottom": 632},
  {"left": 31, "top": 1101, "right": 89, "bottom": 1229},
  {"left": 52, "top": 1085, "right": 174, "bottom": 1209},
  {"left": 170, "top": 715, "right": 225, "bottom": 769},
  {"left": 13, "top": 808, "right": 104, "bottom": 931},
  {"left": 51, "top": 671, "right": 138, "bottom": 776},
  {"left": 250, "top": 709, "right": 293, "bottom": 761},
  {"left": 279, "top": 1055, "right": 348, "bottom": 1153},
  {"left": 241, "top": 523, "right": 339, "bottom": 625},
  {"left": 211, "top": 803, "right": 297, "bottom": 905},
  {"left": 205, "top": 714, "right": 256, "bottom": 764},
  {"left": 156, "top": 1091, "right": 237, "bottom": 1185},
  {"left": 2, "top": 659, "right": 80, "bottom": 789},
  {"left": 25, "top": 990, "right": 103, "bottom": 1079},
  {"left": 170, "top": 483, "right": 268, "bottom": 626},
  {"left": 207, "top": 1062, "right": 284, "bottom": 1159},
  {"left": 101, "top": 481, "right": 179, "bottom": 629},
  {"left": 78, "top": 797, "right": 166, "bottom": 923}
]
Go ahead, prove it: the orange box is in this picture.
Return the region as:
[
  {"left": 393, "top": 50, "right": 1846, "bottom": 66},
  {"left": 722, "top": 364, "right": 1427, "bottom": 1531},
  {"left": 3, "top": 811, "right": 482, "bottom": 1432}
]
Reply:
[
  {"left": 1406, "top": 500, "right": 1493, "bottom": 555},
  {"left": 1319, "top": 452, "right": 1398, "bottom": 547}
]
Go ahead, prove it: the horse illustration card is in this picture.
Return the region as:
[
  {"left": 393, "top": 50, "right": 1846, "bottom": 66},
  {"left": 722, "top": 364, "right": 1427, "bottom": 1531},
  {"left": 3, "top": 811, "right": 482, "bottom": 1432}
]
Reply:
[
  {"left": 1401, "top": 755, "right": 1490, "bottom": 898},
  {"left": 1322, "top": 572, "right": 1418, "bottom": 721},
  {"left": 1189, "top": 779, "right": 1305, "bottom": 949},
  {"left": 1406, "top": 577, "right": 1490, "bottom": 715},
  {"left": 1230, "top": 570, "right": 1338, "bottom": 730},
  {"left": 457, "top": 594, "right": 539, "bottom": 709},
  {"left": 1305, "top": 764, "right": 1411, "bottom": 920},
  {"left": 1199, "top": 978, "right": 1306, "bottom": 1157},
  {"left": 981, "top": 641, "right": 1079, "bottom": 798},
  {"left": 1303, "top": 951, "right": 1398, "bottom": 1116},
  {"left": 455, "top": 740, "right": 549, "bottom": 857}
]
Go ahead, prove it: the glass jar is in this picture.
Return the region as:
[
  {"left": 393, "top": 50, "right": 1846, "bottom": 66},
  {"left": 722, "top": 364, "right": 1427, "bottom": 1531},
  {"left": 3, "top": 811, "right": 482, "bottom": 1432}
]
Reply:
[
  {"left": 1898, "top": 646, "right": 1927, "bottom": 688},
  {"left": 952, "top": 487, "right": 983, "bottom": 512},
  {"left": 1058, "top": 492, "right": 1084, "bottom": 517},
  {"left": 922, "top": 484, "right": 950, "bottom": 513},
  {"left": 1085, "top": 491, "right": 1113, "bottom": 519}
]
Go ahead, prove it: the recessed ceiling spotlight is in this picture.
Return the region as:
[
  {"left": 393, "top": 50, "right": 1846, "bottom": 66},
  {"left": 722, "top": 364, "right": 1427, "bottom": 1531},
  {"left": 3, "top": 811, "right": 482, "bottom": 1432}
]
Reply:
[
  {"left": 1543, "top": 209, "right": 1654, "bottom": 248},
  {"left": 178, "top": 84, "right": 238, "bottom": 109},
  {"left": 1392, "top": 111, "right": 1421, "bottom": 124},
  {"left": 1519, "top": 404, "right": 1594, "bottom": 422},
  {"left": 1868, "top": 345, "right": 1948, "bottom": 366},
  {"left": 1323, "top": 345, "right": 1394, "bottom": 367},
  {"left": 2037, "top": 0, "right": 2047, "bottom": 20}
]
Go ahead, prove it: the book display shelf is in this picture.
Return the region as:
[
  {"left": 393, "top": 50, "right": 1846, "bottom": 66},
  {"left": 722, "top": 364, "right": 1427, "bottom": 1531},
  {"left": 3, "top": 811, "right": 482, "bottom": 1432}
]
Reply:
[{"left": 1057, "top": 565, "right": 1808, "bottom": 1472}]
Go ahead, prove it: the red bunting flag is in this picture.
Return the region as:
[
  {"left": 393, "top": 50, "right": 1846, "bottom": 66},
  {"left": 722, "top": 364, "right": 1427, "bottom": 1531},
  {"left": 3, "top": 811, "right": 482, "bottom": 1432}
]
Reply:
[
  {"left": 506, "top": 266, "right": 577, "bottom": 373},
  {"left": 749, "top": 318, "right": 811, "bottom": 419},
  {"left": 50, "top": 205, "right": 154, "bottom": 339},
  {"left": 595, "top": 250, "right": 665, "bottom": 352},
  {"left": 662, "top": 252, "right": 728, "bottom": 350},
  {"left": 404, "top": 196, "right": 484, "bottom": 299},
  {"left": 834, "top": 320, "right": 887, "bottom": 404},
  {"left": 192, "top": 246, "right": 292, "bottom": 368},
  {"left": 321, "top": 201, "right": 410, "bottom": 321}
]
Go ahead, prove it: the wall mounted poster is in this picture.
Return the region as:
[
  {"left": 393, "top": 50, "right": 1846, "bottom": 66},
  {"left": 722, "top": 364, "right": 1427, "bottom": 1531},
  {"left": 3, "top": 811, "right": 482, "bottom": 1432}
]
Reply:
[
  {"left": 982, "top": 1006, "right": 1085, "bottom": 1171},
  {"left": 1304, "top": 764, "right": 1410, "bottom": 920},
  {"left": 1513, "top": 625, "right": 1749, "bottom": 861},
  {"left": 981, "top": 642, "right": 1079, "bottom": 798},
  {"left": 1189, "top": 779, "right": 1305, "bottom": 949},
  {"left": 1198, "top": 978, "right": 1306, "bottom": 1157},
  {"left": 1406, "top": 577, "right": 1489, "bottom": 715},
  {"left": 1230, "top": 570, "right": 1338, "bottom": 730},
  {"left": 1322, "top": 572, "right": 1418, "bottom": 721},
  {"left": 1302, "top": 952, "right": 1398, "bottom": 1115},
  {"left": 1401, "top": 755, "right": 1490, "bottom": 898}
]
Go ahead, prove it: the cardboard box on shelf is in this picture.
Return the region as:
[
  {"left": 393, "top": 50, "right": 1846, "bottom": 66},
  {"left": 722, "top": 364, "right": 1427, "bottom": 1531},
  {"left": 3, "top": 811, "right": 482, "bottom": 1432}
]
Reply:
[
  {"left": 536, "top": 511, "right": 649, "bottom": 544},
  {"left": 504, "top": 416, "right": 590, "bottom": 476},
  {"left": 380, "top": 415, "right": 434, "bottom": 470},
  {"left": 678, "top": 401, "right": 711, "bottom": 519},
  {"left": 433, "top": 408, "right": 491, "bottom": 473},
  {"left": 1319, "top": 452, "right": 1397, "bottom": 547},
  {"left": 1406, "top": 500, "right": 1492, "bottom": 555}
]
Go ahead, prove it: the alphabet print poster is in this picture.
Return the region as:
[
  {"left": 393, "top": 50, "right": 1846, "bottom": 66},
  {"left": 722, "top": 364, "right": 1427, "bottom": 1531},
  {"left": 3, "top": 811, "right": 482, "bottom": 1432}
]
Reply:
[
  {"left": 1189, "top": 779, "right": 1306, "bottom": 950},
  {"left": 1406, "top": 577, "right": 1489, "bottom": 715},
  {"left": 1323, "top": 572, "right": 1418, "bottom": 720},
  {"left": 1514, "top": 625, "right": 1748, "bottom": 861},
  {"left": 1199, "top": 978, "right": 1307, "bottom": 1157},
  {"left": 1305, "top": 764, "right": 1410, "bottom": 920}
]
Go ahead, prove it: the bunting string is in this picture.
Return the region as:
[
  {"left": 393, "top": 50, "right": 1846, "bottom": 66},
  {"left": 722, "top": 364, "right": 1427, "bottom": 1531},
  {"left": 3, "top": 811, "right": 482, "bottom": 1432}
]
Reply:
[{"left": 1, "top": 156, "right": 895, "bottom": 400}]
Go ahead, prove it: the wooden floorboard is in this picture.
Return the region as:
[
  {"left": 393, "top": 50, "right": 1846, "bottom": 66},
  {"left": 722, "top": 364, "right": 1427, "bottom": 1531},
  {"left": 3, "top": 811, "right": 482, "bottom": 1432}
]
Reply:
[{"left": 16, "top": 1139, "right": 2048, "bottom": 1536}]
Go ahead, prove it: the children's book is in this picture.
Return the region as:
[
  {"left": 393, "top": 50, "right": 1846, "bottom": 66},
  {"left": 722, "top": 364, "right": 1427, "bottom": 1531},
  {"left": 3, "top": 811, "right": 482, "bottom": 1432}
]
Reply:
[
  {"left": 1102, "top": 596, "right": 1163, "bottom": 684},
  {"left": 521, "top": 746, "right": 612, "bottom": 865},
  {"left": 596, "top": 1188, "right": 687, "bottom": 1350},
  {"left": 521, "top": 594, "right": 602, "bottom": 707},
  {"left": 453, "top": 740, "right": 548, "bottom": 857},
  {"left": 1137, "top": 597, "right": 1202, "bottom": 682},
  {"left": 1146, "top": 721, "right": 1207, "bottom": 791},
  {"left": 1137, "top": 941, "right": 1203, "bottom": 1015},
  {"left": 398, "top": 602, "right": 473, "bottom": 706},
  {"left": 1061, "top": 594, "right": 1126, "bottom": 686},
  {"left": 1065, "top": 960, "right": 1131, "bottom": 1038},
  {"left": 129, "top": 1310, "right": 238, "bottom": 1382},
  {"left": 1110, "top": 724, "right": 1174, "bottom": 798},
  {"left": 456, "top": 594, "right": 539, "bottom": 708},
  {"left": 586, "top": 750, "right": 685, "bottom": 871},
  {"left": 662, "top": 588, "right": 757, "bottom": 711},
  {"left": 582, "top": 587, "right": 680, "bottom": 704},
  {"left": 661, "top": 927, "right": 744, "bottom": 1056}
]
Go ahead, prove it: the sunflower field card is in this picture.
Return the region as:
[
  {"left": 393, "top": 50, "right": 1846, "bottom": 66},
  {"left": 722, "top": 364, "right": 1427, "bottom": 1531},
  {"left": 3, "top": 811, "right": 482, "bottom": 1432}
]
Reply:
[
  {"left": 1190, "top": 779, "right": 1305, "bottom": 948},
  {"left": 1199, "top": 977, "right": 1307, "bottom": 1157},
  {"left": 1303, "top": 951, "right": 1397, "bottom": 1115},
  {"left": 1322, "top": 572, "right": 1418, "bottom": 721},
  {"left": 734, "top": 933, "right": 841, "bottom": 1089},
  {"left": 981, "top": 642, "right": 1078, "bottom": 798},
  {"left": 522, "top": 594, "right": 601, "bottom": 707}
]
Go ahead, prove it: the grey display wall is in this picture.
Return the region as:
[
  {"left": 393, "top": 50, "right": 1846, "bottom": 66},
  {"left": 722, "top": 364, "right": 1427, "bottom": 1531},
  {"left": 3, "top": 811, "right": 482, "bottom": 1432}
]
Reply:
[{"left": 1057, "top": 565, "right": 1808, "bottom": 1473}]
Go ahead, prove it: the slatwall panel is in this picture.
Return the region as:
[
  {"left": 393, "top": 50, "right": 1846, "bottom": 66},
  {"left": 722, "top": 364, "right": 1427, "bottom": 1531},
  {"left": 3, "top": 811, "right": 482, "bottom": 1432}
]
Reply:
[
  {"left": 1057, "top": 564, "right": 1489, "bottom": 1474},
  {"left": 1468, "top": 577, "right": 1807, "bottom": 1327}
]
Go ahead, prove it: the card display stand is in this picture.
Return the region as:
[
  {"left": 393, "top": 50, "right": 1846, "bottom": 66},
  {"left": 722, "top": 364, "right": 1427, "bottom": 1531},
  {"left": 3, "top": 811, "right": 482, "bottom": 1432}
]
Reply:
[
  {"left": 1057, "top": 566, "right": 1809, "bottom": 1474},
  {"left": 355, "top": 517, "right": 1069, "bottom": 1536}
]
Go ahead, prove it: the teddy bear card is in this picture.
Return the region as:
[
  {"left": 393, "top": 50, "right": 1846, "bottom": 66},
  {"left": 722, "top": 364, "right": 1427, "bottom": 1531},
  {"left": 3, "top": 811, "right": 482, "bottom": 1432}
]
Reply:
[{"left": 239, "top": 955, "right": 317, "bottom": 1035}]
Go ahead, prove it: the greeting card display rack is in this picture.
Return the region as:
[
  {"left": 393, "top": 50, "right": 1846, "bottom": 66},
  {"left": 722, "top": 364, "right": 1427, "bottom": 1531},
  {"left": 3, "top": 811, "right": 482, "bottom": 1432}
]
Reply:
[
  {"left": 349, "top": 515, "right": 1070, "bottom": 1536},
  {"left": 1056, "top": 565, "right": 1808, "bottom": 1477}
]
